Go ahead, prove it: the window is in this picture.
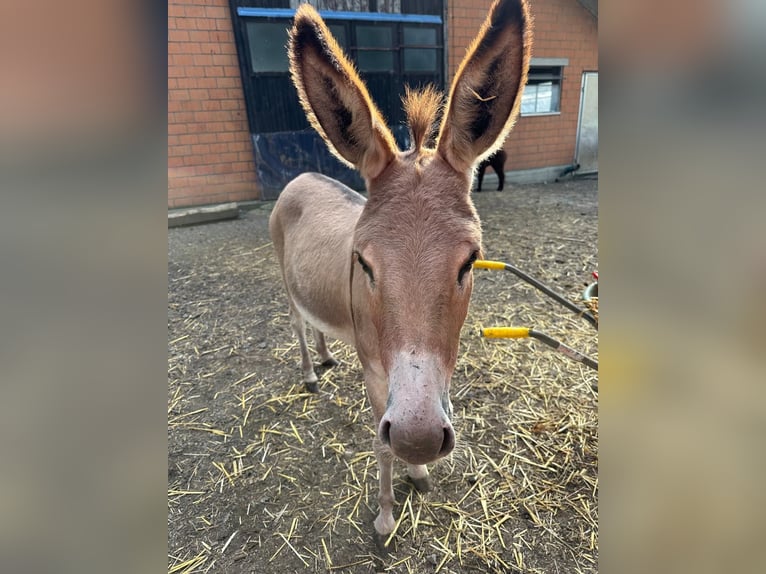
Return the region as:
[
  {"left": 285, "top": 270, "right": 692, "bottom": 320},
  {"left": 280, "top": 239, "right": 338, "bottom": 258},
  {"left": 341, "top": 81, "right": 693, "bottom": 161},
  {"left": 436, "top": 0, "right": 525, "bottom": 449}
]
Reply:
[
  {"left": 522, "top": 64, "right": 565, "bottom": 115},
  {"left": 229, "top": 1, "right": 445, "bottom": 194},
  {"left": 233, "top": 7, "right": 444, "bottom": 133},
  {"left": 355, "top": 25, "right": 394, "bottom": 72},
  {"left": 403, "top": 26, "right": 438, "bottom": 72},
  {"left": 246, "top": 22, "right": 290, "bottom": 72}
]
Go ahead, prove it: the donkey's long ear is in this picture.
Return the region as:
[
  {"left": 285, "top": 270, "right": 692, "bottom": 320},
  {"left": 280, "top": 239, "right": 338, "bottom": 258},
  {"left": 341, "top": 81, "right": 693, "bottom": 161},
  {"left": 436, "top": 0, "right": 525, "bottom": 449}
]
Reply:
[
  {"left": 436, "top": 0, "right": 532, "bottom": 173},
  {"left": 288, "top": 4, "right": 397, "bottom": 180}
]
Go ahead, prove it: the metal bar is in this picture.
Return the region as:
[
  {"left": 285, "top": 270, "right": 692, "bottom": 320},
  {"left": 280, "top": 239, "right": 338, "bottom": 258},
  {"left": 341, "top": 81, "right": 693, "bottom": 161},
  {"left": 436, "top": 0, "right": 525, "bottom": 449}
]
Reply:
[
  {"left": 529, "top": 330, "right": 598, "bottom": 371},
  {"left": 474, "top": 259, "right": 598, "bottom": 329},
  {"left": 479, "top": 326, "right": 598, "bottom": 372}
]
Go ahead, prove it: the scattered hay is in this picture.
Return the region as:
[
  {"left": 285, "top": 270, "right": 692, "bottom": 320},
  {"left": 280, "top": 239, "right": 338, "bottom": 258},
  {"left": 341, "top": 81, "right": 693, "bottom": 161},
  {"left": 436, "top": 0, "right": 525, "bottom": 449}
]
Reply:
[
  {"left": 168, "top": 180, "right": 598, "bottom": 573},
  {"left": 583, "top": 296, "right": 599, "bottom": 324}
]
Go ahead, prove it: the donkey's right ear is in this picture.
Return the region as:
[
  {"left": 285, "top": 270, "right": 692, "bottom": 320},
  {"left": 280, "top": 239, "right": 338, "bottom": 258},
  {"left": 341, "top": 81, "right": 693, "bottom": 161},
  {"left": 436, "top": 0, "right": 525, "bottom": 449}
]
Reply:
[
  {"left": 436, "top": 0, "right": 532, "bottom": 174},
  {"left": 288, "top": 4, "right": 397, "bottom": 180}
]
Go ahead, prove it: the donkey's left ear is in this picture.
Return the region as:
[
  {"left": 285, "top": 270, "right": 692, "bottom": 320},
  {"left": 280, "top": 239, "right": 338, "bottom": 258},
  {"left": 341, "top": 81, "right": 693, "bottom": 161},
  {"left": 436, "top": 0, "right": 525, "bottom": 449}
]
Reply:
[
  {"left": 436, "top": 0, "right": 532, "bottom": 173},
  {"left": 288, "top": 4, "right": 397, "bottom": 181}
]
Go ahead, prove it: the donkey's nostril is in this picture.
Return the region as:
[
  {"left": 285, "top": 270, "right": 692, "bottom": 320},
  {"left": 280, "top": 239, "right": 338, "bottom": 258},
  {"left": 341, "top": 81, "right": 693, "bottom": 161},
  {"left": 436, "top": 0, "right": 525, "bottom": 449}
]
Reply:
[
  {"left": 440, "top": 425, "right": 455, "bottom": 456},
  {"left": 379, "top": 419, "right": 392, "bottom": 445}
]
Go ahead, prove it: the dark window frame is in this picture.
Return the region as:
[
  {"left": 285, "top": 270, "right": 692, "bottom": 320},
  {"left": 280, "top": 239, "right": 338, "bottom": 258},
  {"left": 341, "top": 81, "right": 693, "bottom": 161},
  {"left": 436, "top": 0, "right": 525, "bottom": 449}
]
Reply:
[{"left": 230, "top": 6, "right": 444, "bottom": 134}]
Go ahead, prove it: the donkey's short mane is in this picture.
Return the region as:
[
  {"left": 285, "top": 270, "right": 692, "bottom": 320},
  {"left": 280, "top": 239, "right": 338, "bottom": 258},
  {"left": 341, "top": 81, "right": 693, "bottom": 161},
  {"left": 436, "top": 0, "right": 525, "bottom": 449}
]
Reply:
[{"left": 402, "top": 85, "right": 442, "bottom": 152}]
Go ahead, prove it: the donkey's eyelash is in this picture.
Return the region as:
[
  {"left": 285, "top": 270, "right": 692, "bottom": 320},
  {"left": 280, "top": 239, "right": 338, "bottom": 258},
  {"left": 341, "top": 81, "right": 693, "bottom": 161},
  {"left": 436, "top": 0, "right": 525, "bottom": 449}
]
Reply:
[
  {"left": 356, "top": 252, "right": 375, "bottom": 281},
  {"left": 458, "top": 251, "right": 479, "bottom": 284}
]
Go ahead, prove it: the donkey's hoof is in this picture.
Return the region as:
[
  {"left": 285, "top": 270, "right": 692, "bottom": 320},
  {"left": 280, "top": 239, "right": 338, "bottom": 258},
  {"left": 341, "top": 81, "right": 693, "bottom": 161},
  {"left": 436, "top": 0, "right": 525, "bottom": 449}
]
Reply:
[
  {"left": 373, "top": 530, "right": 395, "bottom": 556},
  {"left": 409, "top": 475, "right": 433, "bottom": 493},
  {"left": 321, "top": 358, "right": 340, "bottom": 367},
  {"left": 304, "top": 381, "right": 319, "bottom": 393}
]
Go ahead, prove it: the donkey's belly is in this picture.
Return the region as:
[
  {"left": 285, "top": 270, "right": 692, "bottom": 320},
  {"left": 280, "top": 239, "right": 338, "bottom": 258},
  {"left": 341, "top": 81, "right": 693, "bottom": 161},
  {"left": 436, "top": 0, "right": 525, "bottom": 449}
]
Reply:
[
  {"left": 275, "top": 172, "right": 363, "bottom": 347},
  {"left": 292, "top": 297, "right": 355, "bottom": 346},
  {"left": 284, "top": 233, "right": 356, "bottom": 345}
]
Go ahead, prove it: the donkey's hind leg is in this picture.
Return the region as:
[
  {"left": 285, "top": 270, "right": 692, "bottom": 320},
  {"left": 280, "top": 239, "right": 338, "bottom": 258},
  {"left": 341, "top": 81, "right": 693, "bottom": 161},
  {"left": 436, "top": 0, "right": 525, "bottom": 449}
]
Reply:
[
  {"left": 406, "top": 463, "right": 432, "bottom": 492},
  {"left": 313, "top": 328, "right": 339, "bottom": 367},
  {"left": 288, "top": 305, "right": 320, "bottom": 393}
]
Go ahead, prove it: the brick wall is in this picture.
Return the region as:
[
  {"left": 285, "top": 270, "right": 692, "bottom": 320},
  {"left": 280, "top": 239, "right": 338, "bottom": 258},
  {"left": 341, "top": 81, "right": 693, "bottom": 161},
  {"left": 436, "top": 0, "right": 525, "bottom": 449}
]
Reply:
[
  {"left": 448, "top": 0, "right": 597, "bottom": 171},
  {"left": 168, "top": 0, "right": 260, "bottom": 208},
  {"left": 168, "top": 0, "right": 596, "bottom": 207}
]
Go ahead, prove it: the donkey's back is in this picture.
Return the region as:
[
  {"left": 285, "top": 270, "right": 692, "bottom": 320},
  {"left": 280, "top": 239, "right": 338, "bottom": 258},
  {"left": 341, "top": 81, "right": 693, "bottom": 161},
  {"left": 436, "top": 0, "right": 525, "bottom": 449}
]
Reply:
[{"left": 269, "top": 172, "right": 363, "bottom": 379}]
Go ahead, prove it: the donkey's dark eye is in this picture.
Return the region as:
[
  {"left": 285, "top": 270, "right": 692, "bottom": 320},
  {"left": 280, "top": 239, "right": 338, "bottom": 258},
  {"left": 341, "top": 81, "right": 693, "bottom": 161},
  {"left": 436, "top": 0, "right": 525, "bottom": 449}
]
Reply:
[
  {"left": 458, "top": 251, "right": 479, "bottom": 285},
  {"left": 356, "top": 253, "right": 374, "bottom": 283}
]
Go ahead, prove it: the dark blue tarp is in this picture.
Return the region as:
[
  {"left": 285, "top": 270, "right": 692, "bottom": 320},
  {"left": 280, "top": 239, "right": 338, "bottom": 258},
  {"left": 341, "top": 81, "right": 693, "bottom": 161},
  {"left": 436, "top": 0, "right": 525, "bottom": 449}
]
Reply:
[{"left": 253, "top": 127, "right": 412, "bottom": 200}]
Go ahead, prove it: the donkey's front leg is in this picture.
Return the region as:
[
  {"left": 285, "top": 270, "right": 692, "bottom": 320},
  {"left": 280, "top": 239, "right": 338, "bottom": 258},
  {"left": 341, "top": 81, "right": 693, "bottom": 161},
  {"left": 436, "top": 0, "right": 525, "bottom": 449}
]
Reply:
[
  {"left": 406, "top": 464, "right": 432, "bottom": 493},
  {"left": 372, "top": 435, "right": 396, "bottom": 551}
]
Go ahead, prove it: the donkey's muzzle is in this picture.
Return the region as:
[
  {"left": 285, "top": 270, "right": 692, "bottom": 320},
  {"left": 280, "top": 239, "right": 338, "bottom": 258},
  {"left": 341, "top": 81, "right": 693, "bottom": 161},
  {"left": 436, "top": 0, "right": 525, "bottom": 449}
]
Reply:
[
  {"left": 379, "top": 351, "right": 456, "bottom": 464},
  {"left": 378, "top": 409, "right": 455, "bottom": 465}
]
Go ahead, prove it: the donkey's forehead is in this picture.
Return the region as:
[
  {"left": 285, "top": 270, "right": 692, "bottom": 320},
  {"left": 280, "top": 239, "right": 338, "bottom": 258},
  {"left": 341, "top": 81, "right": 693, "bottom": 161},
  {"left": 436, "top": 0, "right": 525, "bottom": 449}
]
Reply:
[
  {"left": 355, "top": 194, "right": 481, "bottom": 249},
  {"left": 367, "top": 151, "right": 474, "bottom": 201},
  {"left": 354, "top": 151, "right": 481, "bottom": 243}
]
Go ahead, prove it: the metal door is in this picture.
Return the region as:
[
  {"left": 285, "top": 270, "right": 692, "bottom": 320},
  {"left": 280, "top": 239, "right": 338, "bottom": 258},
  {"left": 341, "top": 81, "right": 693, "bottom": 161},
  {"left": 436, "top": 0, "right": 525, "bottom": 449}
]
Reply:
[{"left": 575, "top": 72, "right": 598, "bottom": 174}]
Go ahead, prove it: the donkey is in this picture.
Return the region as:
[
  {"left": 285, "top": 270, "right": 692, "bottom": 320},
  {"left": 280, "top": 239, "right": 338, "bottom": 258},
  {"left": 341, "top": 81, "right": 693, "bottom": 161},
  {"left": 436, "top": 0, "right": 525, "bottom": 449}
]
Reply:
[
  {"left": 269, "top": 0, "right": 531, "bottom": 549},
  {"left": 475, "top": 148, "right": 508, "bottom": 191}
]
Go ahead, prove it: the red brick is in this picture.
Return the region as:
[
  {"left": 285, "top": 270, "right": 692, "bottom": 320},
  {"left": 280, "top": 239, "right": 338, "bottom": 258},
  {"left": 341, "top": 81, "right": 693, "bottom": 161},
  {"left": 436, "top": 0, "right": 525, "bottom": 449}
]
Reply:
[
  {"left": 168, "top": 123, "right": 188, "bottom": 135},
  {"left": 168, "top": 156, "right": 185, "bottom": 168},
  {"left": 200, "top": 42, "right": 223, "bottom": 55},
  {"left": 215, "top": 78, "right": 241, "bottom": 89},
  {"left": 193, "top": 54, "right": 213, "bottom": 66},
  {"left": 179, "top": 134, "right": 200, "bottom": 145},
  {"left": 169, "top": 145, "right": 191, "bottom": 157},
  {"left": 168, "top": 29, "right": 189, "bottom": 42},
  {"left": 203, "top": 66, "right": 224, "bottom": 77},
  {"left": 178, "top": 99, "right": 202, "bottom": 112},
  {"left": 211, "top": 31, "right": 234, "bottom": 44},
  {"left": 202, "top": 100, "right": 222, "bottom": 111},
  {"left": 188, "top": 30, "right": 211, "bottom": 43},
  {"left": 184, "top": 5, "right": 206, "bottom": 18},
  {"left": 212, "top": 54, "right": 235, "bottom": 67},
  {"left": 205, "top": 6, "right": 228, "bottom": 19}
]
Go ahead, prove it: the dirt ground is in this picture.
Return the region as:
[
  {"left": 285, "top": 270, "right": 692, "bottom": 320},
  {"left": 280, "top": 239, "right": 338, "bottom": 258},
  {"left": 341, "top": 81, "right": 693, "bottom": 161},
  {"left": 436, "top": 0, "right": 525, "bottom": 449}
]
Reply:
[{"left": 168, "top": 176, "right": 598, "bottom": 573}]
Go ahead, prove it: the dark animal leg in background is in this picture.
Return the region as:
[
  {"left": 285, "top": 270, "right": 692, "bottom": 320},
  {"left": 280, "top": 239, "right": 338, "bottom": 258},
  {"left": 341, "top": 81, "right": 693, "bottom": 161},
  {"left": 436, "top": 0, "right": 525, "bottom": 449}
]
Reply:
[
  {"left": 492, "top": 150, "right": 507, "bottom": 191},
  {"left": 474, "top": 149, "right": 507, "bottom": 192}
]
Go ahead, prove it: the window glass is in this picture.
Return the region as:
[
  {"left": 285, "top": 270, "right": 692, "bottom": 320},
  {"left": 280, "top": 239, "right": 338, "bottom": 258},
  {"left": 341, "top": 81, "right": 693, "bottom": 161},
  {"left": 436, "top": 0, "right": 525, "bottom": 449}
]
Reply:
[
  {"left": 522, "top": 67, "right": 563, "bottom": 114},
  {"left": 357, "top": 51, "right": 394, "bottom": 72},
  {"left": 403, "top": 27, "right": 437, "bottom": 45},
  {"left": 246, "top": 22, "right": 290, "bottom": 72},
  {"left": 356, "top": 26, "right": 393, "bottom": 72},
  {"left": 404, "top": 48, "right": 437, "bottom": 72},
  {"left": 356, "top": 26, "right": 392, "bottom": 48},
  {"left": 521, "top": 85, "right": 538, "bottom": 115}
]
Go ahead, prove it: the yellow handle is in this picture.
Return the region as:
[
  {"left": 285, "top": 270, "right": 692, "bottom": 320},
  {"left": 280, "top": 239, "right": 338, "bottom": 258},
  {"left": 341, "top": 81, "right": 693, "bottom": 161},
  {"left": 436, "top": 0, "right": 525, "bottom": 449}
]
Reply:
[
  {"left": 473, "top": 260, "right": 506, "bottom": 270},
  {"left": 481, "top": 327, "right": 531, "bottom": 339}
]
